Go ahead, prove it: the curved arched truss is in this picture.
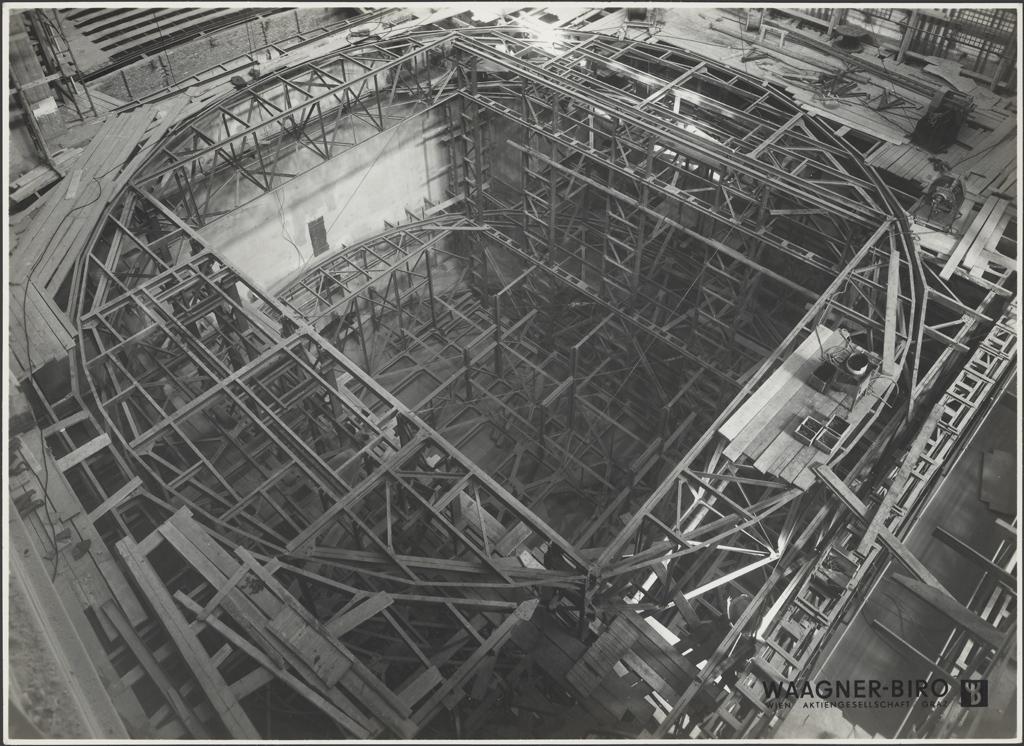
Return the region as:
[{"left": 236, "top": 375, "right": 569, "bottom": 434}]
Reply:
[{"left": 63, "top": 25, "right": 1014, "bottom": 740}]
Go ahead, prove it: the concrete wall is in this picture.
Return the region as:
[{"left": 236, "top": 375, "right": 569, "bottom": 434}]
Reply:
[{"left": 198, "top": 106, "right": 450, "bottom": 290}]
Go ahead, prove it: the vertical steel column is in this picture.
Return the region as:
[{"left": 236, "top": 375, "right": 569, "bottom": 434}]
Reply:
[
  {"left": 469, "top": 58, "right": 485, "bottom": 222},
  {"left": 548, "top": 94, "right": 560, "bottom": 263}
]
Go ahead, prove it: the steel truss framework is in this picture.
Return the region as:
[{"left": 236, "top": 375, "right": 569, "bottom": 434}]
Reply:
[{"left": 56, "top": 25, "right": 1017, "bottom": 739}]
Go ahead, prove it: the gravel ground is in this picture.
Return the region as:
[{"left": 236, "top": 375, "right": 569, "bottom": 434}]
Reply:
[{"left": 7, "top": 569, "right": 87, "bottom": 738}]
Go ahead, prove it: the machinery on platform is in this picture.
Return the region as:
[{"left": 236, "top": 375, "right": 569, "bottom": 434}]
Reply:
[
  {"left": 911, "top": 87, "right": 975, "bottom": 152},
  {"left": 911, "top": 172, "right": 967, "bottom": 229}
]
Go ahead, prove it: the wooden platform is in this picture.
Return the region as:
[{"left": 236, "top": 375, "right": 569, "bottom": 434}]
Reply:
[
  {"left": 719, "top": 327, "right": 883, "bottom": 488},
  {"left": 865, "top": 141, "right": 940, "bottom": 183},
  {"left": 10, "top": 103, "right": 164, "bottom": 291},
  {"left": 720, "top": 326, "right": 840, "bottom": 450},
  {"left": 8, "top": 96, "right": 191, "bottom": 379}
]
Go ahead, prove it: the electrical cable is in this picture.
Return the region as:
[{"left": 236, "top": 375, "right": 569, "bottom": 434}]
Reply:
[
  {"left": 734, "top": 26, "right": 751, "bottom": 74},
  {"left": 949, "top": 130, "right": 1014, "bottom": 167},
  {"left": 874, "top": 47, "right": 901, "bottom": 98},
  {"left": 813, "top": 323, "right": 828, "bottom": 360},
  {"left": 151, "top": 9, "right": 176, "bottom": 86},
  {"left": 270, "top": 187, "right": 306, "bottom": 266}
]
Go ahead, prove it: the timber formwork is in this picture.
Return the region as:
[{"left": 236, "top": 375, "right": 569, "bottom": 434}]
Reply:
[{"left": 11, "top": 23, "right": 1018, "bottom": 739}]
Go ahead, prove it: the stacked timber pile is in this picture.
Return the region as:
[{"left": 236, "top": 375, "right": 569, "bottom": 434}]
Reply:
[{"left": 9, "top": 147, "right": 82, "bottom": 208}]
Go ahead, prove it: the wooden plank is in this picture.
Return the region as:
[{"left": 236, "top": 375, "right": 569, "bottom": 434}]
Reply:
[
  {"left": 415, "top": 600, "right": 538, "bottom": 726},
  {"left": 814, "top": 463, "right": 1004, "bottom": 645},
  {"left": 101, "top": 600, "right": 211, "bottom": 738},
  {"left": 621, "top": 649, "right": 676, "bottom": 700},
  {"left": 87, "top": 476, "right": 142, "bottom": 521},
  {"left": 64, "top": 169, "right": 83, "bottom": 200},
  {"left": 155, "top": 518, "right": 288, "bottom": 655},
  {"left": 469, "top": 648, "right": 498, "bottom": 700},
  {"left": 29, "top": 280, "right": 76, "bottom": 338},
  {"left": 887, "top": 148, "right": 920, "bottom": 174},
  {"left": 812, "top": 463, "right": 869, "bottom": 517},
  {"left": 23, "top": 291, "right": 73, "bottom": 366},
  {"left": 36, "top": 106, "right": 159, "bottom": 288},
  {"left": 267, "top": 606, "right": 353, "bottom": 687},
  {"left": 778, "top": 439, "right": 823, "bottom": 485},
  {"left": 724, "top": 383, "right": 801, "bottom": 463},
  {"left": 173, "top": 592, "right": 374, "bottom": 738},
  {"left": 395, "top": 665, "right": 443, "bottom": 709},
  {"left": 54, "top": 433, "right": 111, "bottom": 471},
  {"left": 116, "top": 538, "right": 261, "bottom": 738},
  {"left": 962, "top": 204, "right": 1011, "bottom": 273},
  {"left": 14, "top": 108, "right": 131, "bottom": 261},
  {"left": 9, "top": 149, "right": 81, "bottom": 202},
  {"left": 720, "top": 326, "right": 838, "bottom": 445},
  {"left": 494, "top": 521, "right": 532, "bottom": 555},
  {"left": 882, "top": 242, "right": 900, "bottom": 375},
  {"left": 13, "top": 284, "right": 69, "bottom": 372},
  {"left": 891, "top": 574, "right": 1007, "bottom": 649},
  {"left": 672, "top": 593, "right": 701, "bottom": 627},
  {"left": 10, "top": 504, "right": 145, "bottom": 736},
  {"left": 64, "top": 507, "right": 150, "bottom": 627},
  {"left": 617, "top": 610, "right": 701, "bottom": 684},
  {"left": 10, "top": 116, "right": 112, "bottom": 269},
  {"left": 753, "top": 431, "right": 795, "bottom": 475},
  {"left": 762, "top": 431, "right": 806, "bottom": 478},
  {"left": 587, "top": 678, "right": 629, "bottom": 721},
  {"left": 940, "top": 196, "right": 1000, "bottom": 279},
  {"left": 628, "top": 633, "right": 692, "bottom": 697},
  {"left": 932, "top": 527, "right": 1017, "bottom": 588},
  {"left": 196, "top": 563, "right": 251, "bottom": 622},
  {"left": 231, "top": 548, "right": 416, "bottom": 732},
  {"left": 325, "top": 591, "right": 393, "bottom": 637},
  {"left": 229, "top": 668, "right": 275, "bottom": 701},
  {"left": 567, "top": 618, "right": 639, "bottom": 697},
  {"left": 858, "top": 403, "right": 944, "bottom": 552},
  {"left": 17, "top": 282, "right": 62, "bottom": 347},
  {"left": 877, "top": 145, "right": 908, "bottom": 170},
  {"left": 113, "top": 98, "right": 190, "bottom": 191},
  {"left": 970, "top": 116, "right": 1015, "bottom": 153},
  {"left": 41, "top": 410, "right": 91, "bottom": 436}
]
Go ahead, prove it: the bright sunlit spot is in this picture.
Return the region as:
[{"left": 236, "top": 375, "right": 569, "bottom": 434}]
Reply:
[{"left": 520, "top": 15, "right": 563, "bottom": 55}]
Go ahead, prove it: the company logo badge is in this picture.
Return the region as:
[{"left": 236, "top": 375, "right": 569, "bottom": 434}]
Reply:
[{"left": 960, "top": 679, "right": 988, "bottom": 707}]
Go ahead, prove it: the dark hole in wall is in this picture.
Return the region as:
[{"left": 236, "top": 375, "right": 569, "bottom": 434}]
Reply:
[{"left": 308, "top": 216, "right": 329, "bottom": 256}]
